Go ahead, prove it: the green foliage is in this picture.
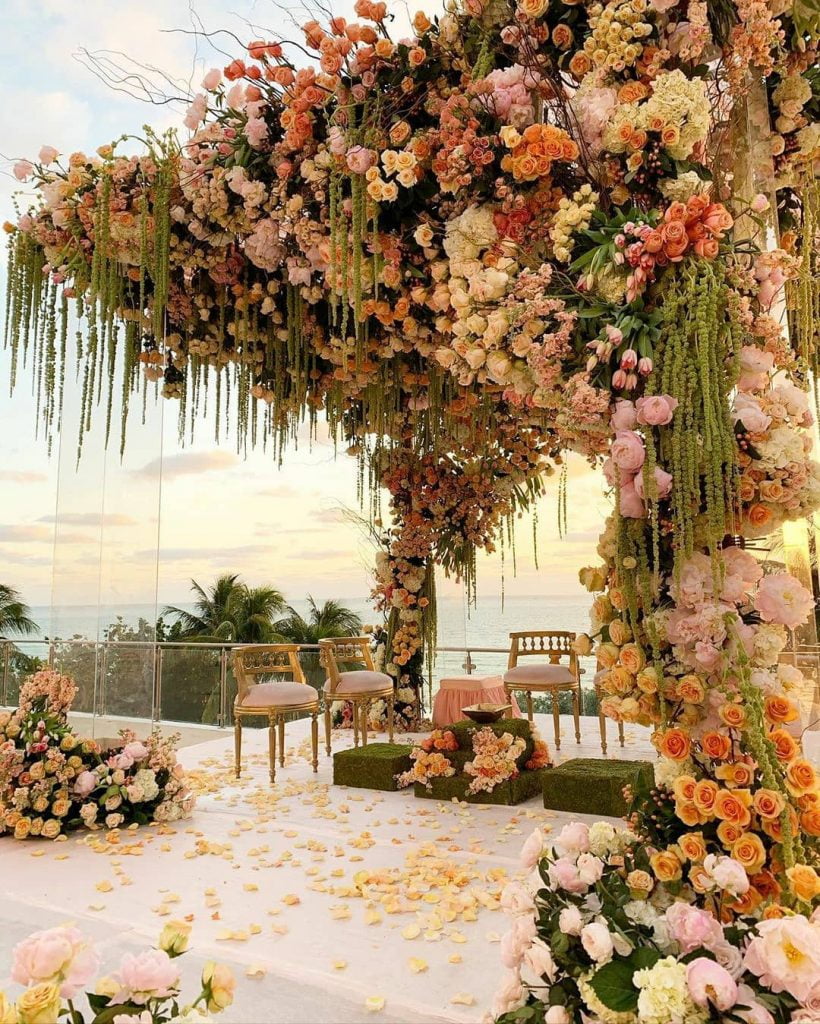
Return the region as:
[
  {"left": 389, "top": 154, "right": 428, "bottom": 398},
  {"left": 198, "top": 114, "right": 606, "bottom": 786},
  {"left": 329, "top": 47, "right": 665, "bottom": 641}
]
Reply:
[
  {"left": 0, "top": 583, "right": 38, "bottom": 638},
  {"left": 163, "top": 573, "right": 286, "bottom": 643}
]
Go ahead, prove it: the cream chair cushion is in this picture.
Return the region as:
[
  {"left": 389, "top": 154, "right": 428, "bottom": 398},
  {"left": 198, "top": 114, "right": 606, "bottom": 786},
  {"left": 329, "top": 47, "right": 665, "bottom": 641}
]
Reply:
[
  {"left": 239, "top": 681, "right": 319, "bottom": 708},
  {"left": 504, "top": 663, "right": 576, "bottom": 686},
  {"left": 324, "top": 670, "right": 393, "bottom": 695}
]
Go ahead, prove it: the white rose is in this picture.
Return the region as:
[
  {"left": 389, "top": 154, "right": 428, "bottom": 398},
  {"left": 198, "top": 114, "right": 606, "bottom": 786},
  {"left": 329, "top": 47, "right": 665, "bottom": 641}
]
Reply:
[
  {"left": 501, "top": 880, "right": 535, "bottom": 915},
  {"left": 581, "top": 921, "right": 614, "bottom": 964},
  {"left": 523, "top": 939, "right": 556, "bottom": 981},
  {"left": 559, "top": 906, "right": 584, "bottom": 936}
]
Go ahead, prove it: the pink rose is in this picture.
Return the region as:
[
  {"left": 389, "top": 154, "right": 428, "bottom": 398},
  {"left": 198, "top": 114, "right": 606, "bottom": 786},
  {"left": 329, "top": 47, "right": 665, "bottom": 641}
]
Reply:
[
  {"left": 751, "top": 194, "right": 770, "bottom": 214},
  {"left": 12, "top": 926, "right": 99, "bottom": 998},
  {"left": 519, "top": 828, "right": 544, "bottom": 870},
  {"left": 245, "top": 116, "right": 269, "bottom": 148},
  {"left": 610, "top": 400, "right": 636, "bottom": 432},
  {"left": 545, "top": 1010, "right": 570, "bottom": 1024},
  {"left": 524, "top": 939, "right": 556, "bottom": 981},
  {"left": 733, "top": 984, "right": 775, "bottom": 1023},
  {"left": 490, "top": 970, "right": 526, "bottom": 1019},
  {"left": 202, "top": 68, "right": 222, "bottom": 90},
  {"left": 115, "top": 949, "right": 180, "bottom": 1004},
  {"left": 559, "top": 906, "right": 583, "bottom": 936},
  {"left": 500, "top": 929, "right": 526, "bottom": 969},
  {"left": 686, "top": 958, "right": 738, "bottom": 1011},
  {"left": 74, "top": 770, "right": 97, "bottom": 798},
  {"left": 346, "top": 145, "right": 376, "bottom": 174},
  {"left": 548, "top": 857, "right": 587, "bottom": 894},
  {"left": 554, "top": 822, "right": 589, "bottom": 856},
  {"left": 611, "top": 430, "right": 645, "bottom": 473},
  {"left": 635, "top": 394, "right": 679, "bottom": 426},
  {"left": 38, "top": 146, "right": 59, "bottom": 165},
  {"left": 733, "top": 395, "right": 771, "bottom": 434},
  {"left": 666, "top": 902, "right": 724, "bottom": 954},
  {"left": 634, "top": 466, "right": 672, "bottom": 501},
  {"left": 122, "top": 741, "right": 148, "bottom": 762},
  {"left": 13, "top": 160, "right": 33, "bottom": 181},
  {"left": 755, "top": 573, "right": 815, "bottom": 630},
  {"left": 619, "top": 481, "right": 645, "bottom": 518}
]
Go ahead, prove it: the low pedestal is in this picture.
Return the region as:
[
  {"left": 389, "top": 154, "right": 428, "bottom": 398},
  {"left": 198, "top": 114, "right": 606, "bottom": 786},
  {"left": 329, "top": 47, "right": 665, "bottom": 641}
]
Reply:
[
  {"left": 542, "top": 758, "right": 653, "bottom": 818},
  {"left": 333, "top": 742, "right": 413, "bottom": 791}
]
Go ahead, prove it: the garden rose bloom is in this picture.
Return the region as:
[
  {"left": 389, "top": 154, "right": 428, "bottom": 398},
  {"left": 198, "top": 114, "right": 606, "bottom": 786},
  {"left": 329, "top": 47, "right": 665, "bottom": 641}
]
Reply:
[
  {"left": 74, "top": 770, "right": 97, "bottom": 798},
  {"left": 755, "top": 573, "right": 815, "bottom": 630},
  {"left": 15, "top": 983, "right": 61, "bottom": 1024},
  {"left": 611, "top": 430, "right": 645, "bottom": 473},
  {"left": 559, "top": 906, "right": 583, "bottom": 936},
  {"left": 202, "top": 68, "right": 222, "bottom": 90},
  {"left": 501, "top": 881, "right": 535, "bottom": 916},
  {"left": 610, "top": 399, "right": 636, "bottom": 431},
  {"left": 245, "top": 117, "right": 269, "bottom": 148},
  {"left": 619, "top": 481, "right": 645, "bottom": 518},
  {"left": 743, "top": 916, "right": 820, "bottom": 1002},
  {"left": 665, "top": 902, "right": 723, "bottom": 953},
  {"left": 490, "top": 971, "right": 526, "bottom": 1019},
  {"left": 520, "top": 828, "right": 544, "bottom": 869},
  {"left": 553, "top": 821, "right": 589, "bottom": 856},
  {"left": 581, "top": 922, "right": 613, "bottom": 963},
  {"left": 12, "top": 926, "right": 99, "bottom": 998},
  {"left": 115, "top": 949, "right": 180, "bottom": 1003},
  {"left": 686, "top": 957, "right": 738, "bottom": 1010},
  {"left": 346, "top": 145, "right": 375, "bottom": 174},
  {"left": 635, "top": 394, "right": 678, "bottom": 426},
  {"left": 13, "top": 160, "right": 33, "bottom": 181},
  {"left": 634, "top": 466, "right": 673, "bottom": 500},
  {"left": 524, "top": 939, "right": 556, "bottom": 980}
]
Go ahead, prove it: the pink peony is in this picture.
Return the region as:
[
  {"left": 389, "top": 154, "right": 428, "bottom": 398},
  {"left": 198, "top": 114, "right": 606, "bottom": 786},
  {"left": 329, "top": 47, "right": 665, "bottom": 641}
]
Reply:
[
  {"left": 686, "top": 957, "right": 738, "bottom": 1011},
  {"left": 610, "top": 399, "right": 637, "bottom": 431},
  {"left": 611, "top": 430, "right": 645, "bottom": 473},
  {"left": 619, "top": 481, "right": 645, "bottom": 518},
  {"left": 12, "top": 926, "right": 99, "bottom": 998},
  {"left": 202, "top": 68, "right": 222, "bottom": 91},
  {"left": 115, "top": 949, "right": 180, "bottom": 1004},
  {"left": 634, "top": 466, "right": 673, "bottom": 501},
  {"left": 548, "top": 857, "right": 588, "bottom": 894},
  {"left": 666, "top": 902, "right": 724, "bottom": 954},
  {"left": 755, "top": 573, "right": 815, "bottom": 630},
  {"left": 122, "top": 741, "right": 148, "bottom": 762},
  {"left": 74, "top": 770, "right": 97, "bottom": 798},
  {"left": 245, "top": 116, "right": 269, "bottom": 148},
  {"left": 13, "top": 160, "right": 33, "bottom": 181},
  {"left": 346, "top": 145, "right": 376, "bottom": 174},
  {"left": 554, "top": 822, "right": 589, "bottom": 856},
  {"left": 635, "top": 394, "right": 678, "bottom": 426},
  {"left": 743, "top": 916, "right": 820, "bottom": 1003}
]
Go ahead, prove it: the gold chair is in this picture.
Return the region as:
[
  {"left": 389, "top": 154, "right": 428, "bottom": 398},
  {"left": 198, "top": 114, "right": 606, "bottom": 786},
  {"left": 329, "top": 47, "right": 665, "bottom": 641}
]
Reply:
[
  {"left": 503, "top": 630, "right": 582, "bottom": 749},
  {"left": 594, "top": 667, "right": 625, "bottom": 755},
  {"left": 232, "top": 644, "right": 319, "bottom": 783},
  {"left": 319, "top": 636, "right": 394, "bottom": 752}
]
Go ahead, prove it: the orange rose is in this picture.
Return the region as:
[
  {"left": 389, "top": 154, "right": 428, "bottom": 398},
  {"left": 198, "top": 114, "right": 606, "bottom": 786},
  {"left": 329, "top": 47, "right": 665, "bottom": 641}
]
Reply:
[
  {"left": 650, "top": 849, "right": 683, "bottom": 883},
  {"left": 636, "top": 667, "right": 659, "bottom": 693},
  {"left": 785, "top": 759, "right": 816, "bottom": 797},
  {"left": 717, "top": 820, "right": 746, "bottom": 848},
  {"left": 568, "top": 52, "right": 592, "bottom": 78},
  {"left": 800, "top": 806, "right": 820, "bottom": 836},
  {"left": 762, "top": 904, "right": 788, "bottom": 919},
  {"left": 619, "top": 643, "right": 645, "bottom": 675},
  {"left": 753, "top": 788, "right": 786, "bottom": 820},
  {"left": 747, "top": 504, "right": 772, "bottom": 529},
  {"left": 731, "top": 887, "right": 762, "bottom": 916},
  {"left": 678, "top": 676, "right": 706, "bottom": 704},
  {"left": 751, "top": 870, "right": 782, "bottom": 901},
  {"left": 672, "top": 775, "right": 697, "bottom": 802},
  {"left": 787, "top": 864, "right": 820, "bottom": 903},
  {"left": 552, "top": 24, "right": 573, "bottom": 49},
  {"left": 677, "top": 801, "right": 708, "bottom": 827},
  {"left": 715, "top": 762, "right": 755, "bottom": 788},
  {"left": 678, "top": 832, "right": 707, "bottom": 861},
  {"left": 692, "top": 779, "right": 719, "bottom": 817},
  {"left": 761, "top": 806, "right": 799, "bottom": 843},
  {"left": 701, "top": 732, "right": 732, "bottom": 761},
  {"left": 719, "top": 703, "right": 746, "bottom": 729},
  {"left": 714, "top": 788, "right": 753, "bottom": 827},
  {"left": 661, "top": 125, "right": 680, "bottom": 146},
  {"left": 657, "top": 728, "right": 691, "bottom": 761},
  {"left": 769, "top": 728, "right": 798, "bottom": 762},
  {"left": 689, "top": 863, "right": 712, "bottom": 893},
  {"left": 765, "top": 696, "right": 798, "bottom": 724},
  {"left": 732, "top": 833, "right": 767, "bottom": 874}
]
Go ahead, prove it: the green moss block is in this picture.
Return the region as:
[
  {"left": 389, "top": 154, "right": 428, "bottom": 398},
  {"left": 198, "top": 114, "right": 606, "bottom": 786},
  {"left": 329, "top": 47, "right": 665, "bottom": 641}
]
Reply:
[
  {"left": 447, "top": 718, "right": 534, "bottom": 770},
  {"left": 414, "top": 768, "right": 549, "bottom": 806},
  {"left": 542, "top": 758, "right": 653, "bottom": 818},
  {"left": 333, "top": 743, "right": 413, "bottom": 791}
]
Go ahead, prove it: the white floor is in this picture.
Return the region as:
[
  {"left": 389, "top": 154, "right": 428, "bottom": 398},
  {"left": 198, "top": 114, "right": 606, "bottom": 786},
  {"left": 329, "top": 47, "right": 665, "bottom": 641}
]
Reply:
[{"left": 0, "top": 715, "right": 657, "bottom": 1024}]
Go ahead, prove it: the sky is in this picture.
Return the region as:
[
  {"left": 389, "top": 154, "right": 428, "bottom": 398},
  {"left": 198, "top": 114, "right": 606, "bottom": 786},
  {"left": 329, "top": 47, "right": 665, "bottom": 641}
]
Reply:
[{"left": 0, "top": 0, "right": 608, "bottom": 619}]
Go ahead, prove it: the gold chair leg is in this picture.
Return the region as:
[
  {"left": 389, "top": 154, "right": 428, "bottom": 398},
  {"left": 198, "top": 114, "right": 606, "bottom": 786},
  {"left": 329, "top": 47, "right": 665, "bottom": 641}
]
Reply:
[
  {"left": 268, "top": 717, "right": 276, "bottom": 784},
  {"left": 618, "top": 720, "right": 625, "bottom": 747},
  {"left": 526, "top": 690, "right": 534, "bottom": 724},
  {"left": 573, "top": 685, "right": 581, "bottom": 743},
  {"left": 352, "top": 701, "right": 360, "bottom": 748},
  {"left": 278, "top": 714, "right": 286, "bottom": 767},
  {"left": 361, "top": 701, "right": 369, "bottom": 747},
  {"left": 311, "top": 712, "right": 319, "bottom": 772},
  {"left": 234, "top": 719, "right": 242, "bottom": 779},
  {"left": 388, "top": 697, "right": 394, "bottom": 744},
  {"left": 324, "top": 705, "right": 332, "bottom": 757},
  {"left": 598, "top": 707, "right": 608, "bottom": 756},
  {"left": 552, "top": 691, "right": 561, "bottom": 750}
]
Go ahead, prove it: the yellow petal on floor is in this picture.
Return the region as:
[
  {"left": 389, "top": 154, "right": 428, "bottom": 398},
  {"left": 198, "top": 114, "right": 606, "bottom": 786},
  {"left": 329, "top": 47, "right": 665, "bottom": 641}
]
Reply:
[
  {"left": 401, "top": 924, "right": 421, "bottom": 940},
  {"left": 408, "top": 958, "right": 428, "bottom": 974},
  {"left": 243, "top": 883, "right": 259, "bottom": 892},
  {"left": 330, "top": 904, "right": 351, "bottom": 920},
  {"left": 449, "top": 932, "right": 467, "bottom": 943},
  {"left": 249, "top": 923, "right": 262, "bottom": 935},
  {"left": 365, "top": 910, "right": 382, "bottom": 925},
  {"left": 448, "top": 954, "right": 462, "bottom": 964},
  {"left": 282, "top": 893, "right": 301, "bottom": 906},
  {"left": 271, "top": 923, "right": 289, "bottom": 936},
  {"left": 450, "top": 993, "right": 475, "bottom": 1005},
  {"left": 245, "top": 964, "right": 266, "bottom": 978},
  {"left": 364, "top": 996, "right": 385, "bottom": 1013},
  {"left": 95, "top": 881, "right": 113, "bottom": 893},
  {"left": 332, "top": 960, "right": 347, "bottom": 971}
]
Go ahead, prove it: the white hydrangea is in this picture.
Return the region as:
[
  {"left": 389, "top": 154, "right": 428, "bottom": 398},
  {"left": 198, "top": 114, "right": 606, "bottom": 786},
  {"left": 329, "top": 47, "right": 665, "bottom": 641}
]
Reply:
[
  {"left": 134, "top": 768, "right": 160, "bottom": 802},
  {"left": 634, "top": 956, "right": 707, "bottom": 1024},
  {"left": 588, "top": 821, "right": 618, "bottom": 857},
  {"left": 654, "top": 756, "right": 693, "bottom": 788},
  {"left": 443, "top": 205, "right": 498, "bottom": 277},
  {"left": 659, "top": 171, "right": 705, "bottom": 202}
]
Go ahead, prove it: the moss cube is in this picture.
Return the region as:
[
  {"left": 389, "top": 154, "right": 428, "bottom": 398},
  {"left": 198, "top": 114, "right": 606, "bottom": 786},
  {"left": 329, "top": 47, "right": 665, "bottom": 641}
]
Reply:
[
  {"left": 446, "top": 718, "right": 535, "bottom": 770},
  {"left": 333, "top": 743, "right": 413, "bottom": 791},
  {"left": 414, "top": 767, "right": 549, "bottom": 805},
  {"left": 542, "top": 758, "right": 653, "bottom": 818}
]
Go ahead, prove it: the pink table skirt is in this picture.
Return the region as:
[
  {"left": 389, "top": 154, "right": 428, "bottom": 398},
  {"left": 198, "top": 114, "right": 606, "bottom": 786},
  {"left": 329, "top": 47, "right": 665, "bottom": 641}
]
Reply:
[{"left": 432, "top": 675, "right": 523, "bottom": 727}]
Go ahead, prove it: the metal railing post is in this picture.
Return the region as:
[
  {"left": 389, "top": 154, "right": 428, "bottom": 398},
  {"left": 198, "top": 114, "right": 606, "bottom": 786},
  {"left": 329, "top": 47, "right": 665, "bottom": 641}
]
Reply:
[
  {"left": 98, "top": 643, "right": 108, "bottom": 718},
  {"left": 154, "top": 646, "right": 163, "bottom": 723},
  {"left": 48, "top": 641, "right": 55, "bottom": 670},
  {"left": 218, "top": 647, "right": 228, "bottom": 728}
]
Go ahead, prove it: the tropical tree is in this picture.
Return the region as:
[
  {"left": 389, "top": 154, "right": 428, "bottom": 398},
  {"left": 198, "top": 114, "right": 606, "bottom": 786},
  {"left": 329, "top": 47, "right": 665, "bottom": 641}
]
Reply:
[
  {"left": 0, "top": 584, "right": 38, "bottom": 638},
  {"left": 273, "top": 597, "right": 362, "bottom": 644},
  {"left": 163, "top": 574, "right": 286, "bottom": 643}
]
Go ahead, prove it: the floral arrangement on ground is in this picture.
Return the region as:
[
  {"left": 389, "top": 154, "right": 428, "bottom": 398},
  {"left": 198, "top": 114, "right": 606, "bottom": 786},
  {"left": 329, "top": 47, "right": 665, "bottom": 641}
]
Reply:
[
  {"left": 3, "top": 921, "right": 235, "bottom": 1024},
  {"left": 494, "top": 819, "right": 820, "bottom": 1023},
  {"left": 0, "top": 670, "right": 194, "bottom": 840}
]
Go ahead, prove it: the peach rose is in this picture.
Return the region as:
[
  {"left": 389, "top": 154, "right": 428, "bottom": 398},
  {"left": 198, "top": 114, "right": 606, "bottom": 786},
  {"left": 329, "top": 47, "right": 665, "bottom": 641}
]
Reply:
[
  {"left": 761, "top": 806, "right": 798, "bottom": 843},
  {"left": 678, "top": 832, "right": 707, "bottom": 862},
  {"left": 717, "top": 820, "right": 745, "bottom": 848},
  {"left": 747, "top": 503, "right": 772, "bottom": 529},
  {"left": 714, "top": 788, "right": 753, "bottom": 827},
  {"left": 673, "top": 775, "right": 697, "bottom": 802},
  {"left": 769, "top": 728, "right": 798, "bottom": 761},
  {"left": 732, "top": 833, "right": 767, "bottom": 874},
  {"left": 753, "top": 788, "right": 786, "bottom": 820},
  {"left": 730, "top": 887, "right": 762, "bottom": 916},
  {"left": 678, "top": 676, "right": 705, "bottom": 703},
  {"left": 701, "top": 732, "right": 732, "bottom": 761},
  {"left": 765, "top": 695, "right": 799, "bottom": 724},
  {"left": 656, "top": 728, "right": 691, "bottom": 761},
  {"left": 688, "top": 864, "right": 712, "bottom": 893},
  {"left": 677, "top": 801, "right": 708, "bottom": 827},
  {"left": 650, "top": 849, "right": 683, "bottom": 883},
  {"left": 750, "top": 869, "right": 781, "bottom": 901},
  {"left": 692, "top": 780, "right": 719, "bottom": 816},
  {"left": 800, "top": 806, "right": 820, "bottom": 835},
  {"left": 618, "top": 643, "right": 645, "bottom": 674},
  {"left": 636, "top": 667, "right": 659, "bottom": 693},
  {"left": 568, "top": 52, "right": 592, "bottom": 77},
  {"left": 786, "top": 864, "right": 820, "bottom": 903},
  {"left": 715, "top": 762, "right": 755, "bottom": 788},
  {"left": 786, "top": 759, "right": 816, "bottom": 796},
  {"left": 719, "top": 703, "right": 746, "bottom": 729}
]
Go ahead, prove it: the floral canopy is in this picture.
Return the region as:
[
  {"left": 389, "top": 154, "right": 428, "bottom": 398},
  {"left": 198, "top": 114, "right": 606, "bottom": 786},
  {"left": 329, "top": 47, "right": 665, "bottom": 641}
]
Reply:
[{"left": 4, "top": 0, "right": 820, "bottom": 990}]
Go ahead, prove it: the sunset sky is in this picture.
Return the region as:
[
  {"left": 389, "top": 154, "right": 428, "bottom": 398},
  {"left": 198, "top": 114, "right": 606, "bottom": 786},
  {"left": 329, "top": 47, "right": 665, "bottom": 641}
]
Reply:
[{"left": 0, "top": 0, "right": 607, "bottom": 621}]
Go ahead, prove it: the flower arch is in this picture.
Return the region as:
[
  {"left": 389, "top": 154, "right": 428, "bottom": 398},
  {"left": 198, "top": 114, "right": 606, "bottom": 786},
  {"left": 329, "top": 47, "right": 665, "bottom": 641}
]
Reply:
[{"left": 5, "top": 0, "right": 820, "bottom": 1009}]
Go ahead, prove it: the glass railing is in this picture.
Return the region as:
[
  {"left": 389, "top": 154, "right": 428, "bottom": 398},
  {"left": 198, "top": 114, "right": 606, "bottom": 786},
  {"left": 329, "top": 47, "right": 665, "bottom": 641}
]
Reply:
[{"left": 2, "top": 638, "right": 818, "bottom": 731}]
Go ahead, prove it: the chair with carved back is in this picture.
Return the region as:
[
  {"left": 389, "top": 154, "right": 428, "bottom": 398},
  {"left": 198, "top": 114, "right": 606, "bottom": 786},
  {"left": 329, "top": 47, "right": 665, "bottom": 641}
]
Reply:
[
  {"left": 232, "top": 644, "right": 319, "bottom": 783},
  {"left": 319, "top": 636, "right": 394, "bottom": 752},
  {"left": 503, "top": 630, "right": 582, "bottom": 749}
]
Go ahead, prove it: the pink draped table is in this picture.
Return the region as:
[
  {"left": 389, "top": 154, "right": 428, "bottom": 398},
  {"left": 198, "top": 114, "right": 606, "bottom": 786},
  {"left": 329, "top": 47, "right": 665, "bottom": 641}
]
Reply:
[{"left": 432, "top": 675, "right": 523, "bottom": 727}]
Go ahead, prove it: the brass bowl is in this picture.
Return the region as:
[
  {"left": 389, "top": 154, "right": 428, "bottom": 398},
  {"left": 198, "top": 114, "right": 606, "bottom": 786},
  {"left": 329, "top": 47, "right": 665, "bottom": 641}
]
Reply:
[{"left": 461, "top": 703, "right": 512, "bottom": 724}]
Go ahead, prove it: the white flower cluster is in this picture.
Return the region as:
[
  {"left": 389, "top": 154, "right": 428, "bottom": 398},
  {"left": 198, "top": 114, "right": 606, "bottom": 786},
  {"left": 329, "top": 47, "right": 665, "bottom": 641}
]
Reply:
[
  {"left": 604, "top": 70, "right": 710, "bottom": 161},
  {"left": 550, "top": 185, "right": 598, "bottom": 263},
  {"left": 634, "top": 957, "right": 707, "bottom": 1024}
]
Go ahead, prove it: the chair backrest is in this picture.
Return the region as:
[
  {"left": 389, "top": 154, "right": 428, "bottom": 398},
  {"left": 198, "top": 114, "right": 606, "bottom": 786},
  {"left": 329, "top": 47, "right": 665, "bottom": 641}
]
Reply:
[
  {"left": 319, "top": 636, "right": 374, "bottom": 693},
  {"left": 508, "top": 630, "right": 578, "bottom": 675},
  {"left": 233, "top": 644, "right": 306, "bottom": 704}
]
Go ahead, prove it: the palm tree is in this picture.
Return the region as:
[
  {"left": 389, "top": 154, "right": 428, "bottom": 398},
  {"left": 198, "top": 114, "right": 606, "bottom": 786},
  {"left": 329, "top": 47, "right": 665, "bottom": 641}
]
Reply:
[
  {"left": 274, "top": 597, "right": 363, "bottom": 688},
  {"left": 0, "top": 584, "right": 38, "bottom": 638},
  {"left": 163, "top": 574, "right": 286, "bottom": 643}
]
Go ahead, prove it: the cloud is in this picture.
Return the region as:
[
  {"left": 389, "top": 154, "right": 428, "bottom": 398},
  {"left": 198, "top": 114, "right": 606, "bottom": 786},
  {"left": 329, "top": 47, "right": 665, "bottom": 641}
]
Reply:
[
  {"left": 284, "top": 548, "right": 347, "bottom": 562},
  {"left": 0, "top": 524, "right": 53, "bottom": 542},
  {"left": 0, "top": 470, "right": 48, "bottom": 483},
  {"left": 311, "top": 507, "right": 348, "bottom": 525},
  {"left": 39, "top": 512, "right": 137, "bottom": 527},
  {"left": 135, "top": 450, "right": 240, "bottom": 478},
  {"left": 133, "top": 543, "right": 273, "bottom": 562}
]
